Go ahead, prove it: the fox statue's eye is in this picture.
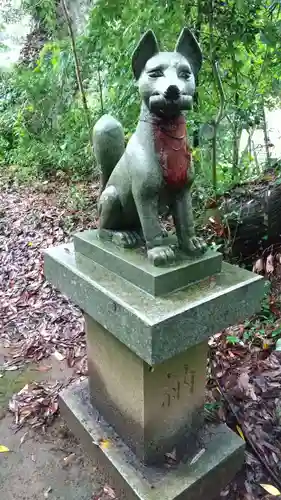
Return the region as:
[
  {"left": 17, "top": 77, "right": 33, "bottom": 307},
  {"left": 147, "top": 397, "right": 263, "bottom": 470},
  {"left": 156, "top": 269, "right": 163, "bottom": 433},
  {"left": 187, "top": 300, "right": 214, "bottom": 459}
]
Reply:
[
  {"left": 148, "top": 69, "right": 164, "bottom": 78},
  {"left": 179, "top": 70, "right": 191, "bottom": 80}
]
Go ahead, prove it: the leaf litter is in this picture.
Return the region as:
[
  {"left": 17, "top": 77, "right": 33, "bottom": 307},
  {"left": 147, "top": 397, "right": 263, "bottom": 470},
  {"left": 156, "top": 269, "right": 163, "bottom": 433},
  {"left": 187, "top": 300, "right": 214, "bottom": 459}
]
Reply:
[
  {"left": 0, "top": 181, "right": 96, "bottom": 431},
  {"left": 2, "top": 181, "right": 281, "bottom": 499},
  {"left": 209, "top": 305, "right": 281, "bottom": 498},
  {"left": 9, "top": 381, "right": 62, "bottom": 431}
]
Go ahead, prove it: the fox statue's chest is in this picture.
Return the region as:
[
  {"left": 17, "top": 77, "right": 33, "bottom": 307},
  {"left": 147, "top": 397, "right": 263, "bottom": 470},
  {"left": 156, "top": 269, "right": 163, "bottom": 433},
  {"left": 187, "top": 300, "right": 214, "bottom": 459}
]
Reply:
[{"left": 152, "top": 116, "right": 191, "bottom": 190}]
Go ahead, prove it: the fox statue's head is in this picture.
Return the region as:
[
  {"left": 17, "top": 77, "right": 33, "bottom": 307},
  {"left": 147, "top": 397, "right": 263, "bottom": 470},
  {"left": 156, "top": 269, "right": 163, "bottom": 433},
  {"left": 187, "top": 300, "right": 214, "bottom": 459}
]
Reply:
[{"left": 132, "top": 28, "right": 202, "bottom": 118}]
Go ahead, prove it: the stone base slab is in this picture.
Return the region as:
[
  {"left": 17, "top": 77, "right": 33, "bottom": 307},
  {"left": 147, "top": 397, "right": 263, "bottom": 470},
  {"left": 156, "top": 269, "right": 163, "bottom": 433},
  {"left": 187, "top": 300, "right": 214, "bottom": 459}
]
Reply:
[
  {"left": 44, "top": 244, "right": 264, "bottom": 365},
  {"left": 74, "top": 230, "right": 222, "bottom": 296},
  {"left": 59, "top": 379, "right": 245, "bottom": 500}
]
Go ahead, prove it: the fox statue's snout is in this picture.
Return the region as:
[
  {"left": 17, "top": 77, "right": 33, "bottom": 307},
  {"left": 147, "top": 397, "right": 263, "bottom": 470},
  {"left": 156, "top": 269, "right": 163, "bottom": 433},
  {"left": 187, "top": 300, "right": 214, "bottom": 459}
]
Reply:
[{"left": 133, "top": 28, "right": 202, "bottom": 117}]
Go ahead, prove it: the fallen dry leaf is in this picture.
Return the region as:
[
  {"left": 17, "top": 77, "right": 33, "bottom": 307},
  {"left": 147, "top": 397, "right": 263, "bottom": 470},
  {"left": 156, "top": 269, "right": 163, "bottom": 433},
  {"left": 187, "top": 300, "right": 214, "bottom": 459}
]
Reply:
[
  {"left": 44, "top": 487, "right": 52, "bottom": 499},
  {"left": 276, "top": 253, "right": 281, "bottom": 264},
  {"left": 5, "top": 365, "right": 19, "bottom": 371},
  {"left": 32, "top": 365, "right": 52, "bottom": 373},
  {"left": 165, "top": 447, "right": 177, "bottom": 463},
  {"left": 260, "top": 484, "right": 281, "bottom": 496},
  {"left": 19, "top": 431, "right": 28, "bottom": 446},
  {"left": 92, "top": 484, "right": 117, "bottom": 500},
  {"left": 63, "top": 452, "right": 76, "bottom": 467},
  {"left": 0, "top": 445, "right": 10, "bottom": 452},
  {"left": 253, "top": 258, "right": 264, "bottom": 274},
  {"left": 190, "top": 447, "right": 206, "bottom": 465},
  {"left": 53, "top": 350, "right": 65, "bottom": 362},
  {"left": 103, "top": 485, "right": 116, "bottom": 499},
  {"left": 99, "top": 439, "right": 110, "bottom": 450},
  {"left": 266, "top": 254, "right": 275, "bottom": 275},
  {"left": 236, "top": 425, "right": 245, "bottom": 441}
]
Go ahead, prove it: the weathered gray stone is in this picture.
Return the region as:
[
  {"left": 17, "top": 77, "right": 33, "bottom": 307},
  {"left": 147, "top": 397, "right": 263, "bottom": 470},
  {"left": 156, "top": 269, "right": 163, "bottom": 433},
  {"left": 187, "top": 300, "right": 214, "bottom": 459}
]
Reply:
[
  {"left": 86, "top": 315, "right": 208, "bottom": 463},
  {"left": 74, "top": 230, "right": 222, "bottom": 296},
  {"left": 44, "top": 243, "right": 265, "bottom": 365},
  {"left": 59, "top": 379, "right": 245, "bottom": 500},
  {"left": 93, "top": 29, "right": 207, "bottom": 267}
]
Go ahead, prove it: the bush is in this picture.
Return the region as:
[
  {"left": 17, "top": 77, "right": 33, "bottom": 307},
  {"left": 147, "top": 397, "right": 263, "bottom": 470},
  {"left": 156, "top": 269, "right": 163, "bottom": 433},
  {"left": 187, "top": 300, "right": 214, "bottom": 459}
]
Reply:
[{"left": 0, "top": 39, "right": 97, "bottom": 180}]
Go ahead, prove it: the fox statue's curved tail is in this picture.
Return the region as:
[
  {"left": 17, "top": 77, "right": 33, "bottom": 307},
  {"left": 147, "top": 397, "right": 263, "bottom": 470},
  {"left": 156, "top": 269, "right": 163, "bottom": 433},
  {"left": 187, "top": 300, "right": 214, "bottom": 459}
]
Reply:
[{"left": 92, "top": 114, "right": 125, "bottom": 192}]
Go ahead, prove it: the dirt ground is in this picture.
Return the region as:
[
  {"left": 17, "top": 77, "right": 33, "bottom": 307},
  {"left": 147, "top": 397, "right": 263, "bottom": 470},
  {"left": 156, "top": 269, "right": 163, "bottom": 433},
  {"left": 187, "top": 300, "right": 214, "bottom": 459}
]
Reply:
[{"left": 0, "top": 354, "right": 102, "bottom": 500}]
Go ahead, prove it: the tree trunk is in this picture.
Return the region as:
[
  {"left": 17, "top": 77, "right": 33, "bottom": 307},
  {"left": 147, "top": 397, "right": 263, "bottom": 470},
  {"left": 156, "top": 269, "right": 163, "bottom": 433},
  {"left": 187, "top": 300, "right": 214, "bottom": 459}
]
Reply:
[
  {"left": 231, "top": 52, "right": 240, "bottom": 181},
  {"left": 192, "top": 0, "right": 203, "bottom": 161},
  {"left": 262, "top": 102, "right": 271, "bottom": 168},
  {"left": 218, "top": 174, "right": 281, "bottom": 262}
]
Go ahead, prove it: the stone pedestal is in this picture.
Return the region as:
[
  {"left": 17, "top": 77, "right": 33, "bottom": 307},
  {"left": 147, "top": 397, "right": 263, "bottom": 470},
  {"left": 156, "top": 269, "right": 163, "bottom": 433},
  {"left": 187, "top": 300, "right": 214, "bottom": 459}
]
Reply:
[
  {"left": 44, "top": 230, "right": 264, "bottom": 499},
  {"left": 86, "top": 315, "right": 208, "bottom": 463}
]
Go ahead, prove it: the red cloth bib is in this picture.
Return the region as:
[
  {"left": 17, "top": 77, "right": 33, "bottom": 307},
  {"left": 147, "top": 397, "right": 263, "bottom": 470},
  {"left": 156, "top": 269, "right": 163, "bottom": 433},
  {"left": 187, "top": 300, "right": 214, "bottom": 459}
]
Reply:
[{"left": 152, "top": 116, "right": 191, "bottom": 189}]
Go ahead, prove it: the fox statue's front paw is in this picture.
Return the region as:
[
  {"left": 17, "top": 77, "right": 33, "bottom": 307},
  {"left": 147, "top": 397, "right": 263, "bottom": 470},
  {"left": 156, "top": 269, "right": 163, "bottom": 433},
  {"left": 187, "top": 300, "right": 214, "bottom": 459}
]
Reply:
[
  {"left": 147, "top": 245, "right": 176, "bottom": 267},
  {"left": 181, "top": 236, "right": 207, "bottom": 255}
]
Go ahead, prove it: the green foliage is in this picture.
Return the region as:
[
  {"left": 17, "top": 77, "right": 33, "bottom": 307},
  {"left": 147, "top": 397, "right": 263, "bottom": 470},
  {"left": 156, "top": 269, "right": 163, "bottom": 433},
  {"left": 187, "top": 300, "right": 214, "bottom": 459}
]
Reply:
[
  {"left": 226, "top": 335, "right": 241, "bottom": 344},
  {"left": 1, "top": 0, "right": 281, "bottom": 185},
  {"left": 0, "top": 39, "right": 96, "bottom": 180},
  {"left": 224, "top": 284, "right": 281, "bottom": 347},
  {"left": 21, "top": 0, "right": 58, "bottom": 32}
]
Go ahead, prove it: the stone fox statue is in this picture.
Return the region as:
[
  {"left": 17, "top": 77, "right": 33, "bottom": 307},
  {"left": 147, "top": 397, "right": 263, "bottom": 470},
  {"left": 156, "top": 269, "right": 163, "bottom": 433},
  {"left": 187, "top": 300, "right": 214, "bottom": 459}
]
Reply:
[{"left": 93, "top": 28, "right": 207, "bottom": 266}]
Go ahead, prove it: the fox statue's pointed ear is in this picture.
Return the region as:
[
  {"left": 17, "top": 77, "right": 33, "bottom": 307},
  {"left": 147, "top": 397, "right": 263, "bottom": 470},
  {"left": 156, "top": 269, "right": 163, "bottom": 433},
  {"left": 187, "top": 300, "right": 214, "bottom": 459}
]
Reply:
[
  {"left": 175, "top": 28, "right": 202, "bottom": 76},
  {"left": 132, "top": 30, "right": 159, "bottom": 80}
]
